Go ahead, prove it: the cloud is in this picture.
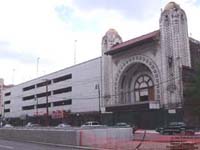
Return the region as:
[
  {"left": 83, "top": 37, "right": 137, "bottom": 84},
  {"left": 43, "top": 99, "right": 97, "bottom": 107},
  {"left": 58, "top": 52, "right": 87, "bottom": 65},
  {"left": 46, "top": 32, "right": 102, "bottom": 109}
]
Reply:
[
  {"left": 72, "top": 0, "right": 162, "bottom": 20},
  {"left": 0, "top": 40, "right": 51, "bottom": 65},
  {"left": 0, "top": 0, "right": 199, "bottom": 85},
  {"left": 0, "top": 49, "right": 37, "bottom": 64},
  {"left": 55, "top": 5, "right": 74, "bottom": 22}
]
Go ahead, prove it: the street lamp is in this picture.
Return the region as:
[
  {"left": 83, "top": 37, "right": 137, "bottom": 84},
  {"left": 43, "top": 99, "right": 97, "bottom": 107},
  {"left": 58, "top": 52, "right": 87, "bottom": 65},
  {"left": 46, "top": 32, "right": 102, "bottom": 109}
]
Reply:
[
  {"left": 76, "top": 113, "right": 80, "bottom": 126},
  {"left": 46, "top": 80, "right": 49, "bottom": 126},
  {"left": 95, "top": 84, "right": 101, "bottom": 123},
  {"left": 36, "top": 57, "right": 40, "bottom": 77}
]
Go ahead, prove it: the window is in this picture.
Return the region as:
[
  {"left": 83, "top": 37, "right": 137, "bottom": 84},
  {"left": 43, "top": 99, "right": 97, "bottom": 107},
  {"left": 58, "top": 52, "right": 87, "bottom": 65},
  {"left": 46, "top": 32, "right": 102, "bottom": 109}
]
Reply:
[
  {"left": 53, "top": 87, "right": 72, "bottom": 95},
  {"left": 4, "top": 109, "right": 10, "bottom": 113},
  {"left": 134, "top": 75, "right": 154, "bottom": 102},
  {"left": 36, "top": 92, "right": 51, "bottom": 98},
  {"left": 53, "top": 99, "right": 72, "bottom": 107},
  {"left": 85, "top": 122, "right": 89, "bottom": 125},
  {"left": 53, "top": 74, "right": 72, "bottom": 83},
  {"left": 37, "top": 103, "right": 51, "bottom": 108},
  {"left": 36, "top": 80, "right": 51, "bottom": 88},
  {"left": 23, "top": 95, "right": 35, "bottom": 101},
  {"left": 92, "top": 122, "right": 99, "bottom": 125},
  {"left": 4, "top": 92, "right": 11, "bottom": 96},
  {"left": 23, "top": 85, "right": 35, "bottom": 91},
  {"left": 22, "top": 105, "right": 34, "bottom": 110},
  {"left": 4, "top": 101, "right": 10, "bottom": 104}
]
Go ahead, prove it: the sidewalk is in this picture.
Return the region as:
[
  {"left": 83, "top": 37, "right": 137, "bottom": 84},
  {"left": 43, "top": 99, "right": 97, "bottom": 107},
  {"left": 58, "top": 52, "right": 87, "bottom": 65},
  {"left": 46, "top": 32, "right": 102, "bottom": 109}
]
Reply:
[
  {"left": 84, "top": 130, "right": 200, "bottom": 150},
  {"left": 93, "top": 140, "right": 200, "bottom": 150}
]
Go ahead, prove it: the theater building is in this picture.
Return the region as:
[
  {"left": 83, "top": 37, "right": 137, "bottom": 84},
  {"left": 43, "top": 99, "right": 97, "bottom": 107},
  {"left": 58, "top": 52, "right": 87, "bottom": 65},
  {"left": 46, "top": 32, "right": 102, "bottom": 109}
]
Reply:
[
  {"left": 2, "top": 2, "right": 200, "bottom": 128},
  {"left": 101, "top": 2, "right": 200, "bottom": 128}
]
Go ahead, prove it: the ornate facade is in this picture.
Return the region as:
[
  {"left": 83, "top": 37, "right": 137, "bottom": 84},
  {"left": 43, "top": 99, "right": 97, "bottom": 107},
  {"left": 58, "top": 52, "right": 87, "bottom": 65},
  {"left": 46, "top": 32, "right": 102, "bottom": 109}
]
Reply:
[
  {"left": 101, "top": 2, "right": 200, "bottom": 128},
  {"left": 2, "top": 2, "right": 200, "bottom": 128}
]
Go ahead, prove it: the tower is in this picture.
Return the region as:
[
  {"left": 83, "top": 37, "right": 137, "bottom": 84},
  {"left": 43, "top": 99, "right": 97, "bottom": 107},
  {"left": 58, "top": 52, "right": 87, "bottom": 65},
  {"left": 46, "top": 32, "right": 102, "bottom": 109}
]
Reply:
[
  {"left": 160, "top": 2, "right": 191, "bottom": 108},
  {"left": 101, "top": 29, "right": 122, "bottom": 106}
]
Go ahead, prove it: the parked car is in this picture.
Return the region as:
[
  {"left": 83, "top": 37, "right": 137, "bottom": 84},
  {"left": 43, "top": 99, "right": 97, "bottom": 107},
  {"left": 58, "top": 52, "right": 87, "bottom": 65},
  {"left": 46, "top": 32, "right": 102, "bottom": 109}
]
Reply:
[
  {"left": 3, "top": 124, "right": 13, "bottom": 128},
  {"left": 115, "top": 122, "right": 131, "bottom": 128},
  {"left": 156, "top": 122, "right": 195, "bottom": 135},
  {"left": 114, "top": 122, "right": 137, "bottom": 134},
  {"left": 55, "top": 123, "right": 71, "bottom": 128},
  {"left": 25, "top": 122, "right": 40, "bottom": 127},
  {"left": 81, "top": 121, "right": 103, "bottom": 128}
]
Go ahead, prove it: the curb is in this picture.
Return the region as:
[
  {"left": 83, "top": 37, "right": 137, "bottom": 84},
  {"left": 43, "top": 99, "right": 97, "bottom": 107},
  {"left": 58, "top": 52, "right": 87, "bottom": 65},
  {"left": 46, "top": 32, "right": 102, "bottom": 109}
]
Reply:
[{"left": 0, "top": 137, "right": 111, "bottom": 150}]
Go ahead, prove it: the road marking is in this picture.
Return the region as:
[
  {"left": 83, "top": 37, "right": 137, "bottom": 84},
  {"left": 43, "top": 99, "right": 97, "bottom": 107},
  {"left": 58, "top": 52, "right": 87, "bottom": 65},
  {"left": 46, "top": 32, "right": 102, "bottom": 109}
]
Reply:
[
  {"left": 0, "top": 144, "right": 14, "bottom": 149},
  {"left": 27, "top": 140, "right": 110, "bottom": 150}
]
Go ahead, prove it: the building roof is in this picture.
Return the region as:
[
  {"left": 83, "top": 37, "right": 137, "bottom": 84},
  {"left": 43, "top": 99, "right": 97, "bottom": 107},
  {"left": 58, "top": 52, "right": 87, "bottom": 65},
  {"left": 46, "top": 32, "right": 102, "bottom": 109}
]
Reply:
[
  {"left": 164, "top": 2, "right": 180, "bottom": 11},
  {"left": 105, "top": 28, "right": 118, "bottom": 35},
  {"left": 105, "top": 30, "right": 160, "bottom": 55}
]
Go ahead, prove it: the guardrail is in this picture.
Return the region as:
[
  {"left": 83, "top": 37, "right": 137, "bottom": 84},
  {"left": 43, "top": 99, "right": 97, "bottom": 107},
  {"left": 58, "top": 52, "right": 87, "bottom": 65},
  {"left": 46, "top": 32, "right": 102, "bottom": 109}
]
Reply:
[{"left": 0, "top": 127, "right": 133, "bottom": 149}]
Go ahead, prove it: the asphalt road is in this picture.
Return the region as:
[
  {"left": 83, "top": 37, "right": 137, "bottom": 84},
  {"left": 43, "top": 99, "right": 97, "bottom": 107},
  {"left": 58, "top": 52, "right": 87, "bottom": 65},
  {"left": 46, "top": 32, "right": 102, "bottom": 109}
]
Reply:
[{"left": 0, "top": 139, "right": 81, "bottom": 150}]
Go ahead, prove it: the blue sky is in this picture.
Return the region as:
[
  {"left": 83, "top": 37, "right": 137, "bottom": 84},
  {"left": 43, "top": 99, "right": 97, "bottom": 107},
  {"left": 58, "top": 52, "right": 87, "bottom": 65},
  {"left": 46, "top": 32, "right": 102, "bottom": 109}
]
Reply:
[{"left": 0, "top": 0, "right": 199, "bottom": 85}]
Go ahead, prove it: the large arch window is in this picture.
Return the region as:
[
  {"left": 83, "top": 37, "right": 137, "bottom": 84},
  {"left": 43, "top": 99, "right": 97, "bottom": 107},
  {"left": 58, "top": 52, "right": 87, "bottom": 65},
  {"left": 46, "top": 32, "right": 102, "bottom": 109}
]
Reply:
[{"left": 134, "top": 75, "right": 154, "bottom": 102}]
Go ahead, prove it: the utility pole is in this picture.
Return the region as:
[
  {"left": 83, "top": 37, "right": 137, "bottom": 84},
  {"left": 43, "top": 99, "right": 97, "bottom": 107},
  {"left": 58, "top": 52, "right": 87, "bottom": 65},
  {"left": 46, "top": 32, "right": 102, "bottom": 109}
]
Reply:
[
  {"left": 34, "top": 95, "right": 39, "bottom": 124},
  {"left": 1, "top": 104, "right": 4, "bottom": 120},
  {"left": 45, "top": 80, "right": 49, "bottom": 126}
]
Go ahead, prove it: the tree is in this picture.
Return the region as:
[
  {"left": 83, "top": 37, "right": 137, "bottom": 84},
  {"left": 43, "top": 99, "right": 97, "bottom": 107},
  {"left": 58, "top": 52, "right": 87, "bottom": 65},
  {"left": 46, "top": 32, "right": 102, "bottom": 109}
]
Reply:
[{"left": 184, "top": 63, "right": 200, "bottom": 124}]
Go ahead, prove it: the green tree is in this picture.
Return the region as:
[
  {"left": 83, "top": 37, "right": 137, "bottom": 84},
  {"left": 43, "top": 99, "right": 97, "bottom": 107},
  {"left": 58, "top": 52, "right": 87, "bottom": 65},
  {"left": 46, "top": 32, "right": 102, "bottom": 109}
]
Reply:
[{"left": 184, "top": 64, "right": 200, "bottom": 122}]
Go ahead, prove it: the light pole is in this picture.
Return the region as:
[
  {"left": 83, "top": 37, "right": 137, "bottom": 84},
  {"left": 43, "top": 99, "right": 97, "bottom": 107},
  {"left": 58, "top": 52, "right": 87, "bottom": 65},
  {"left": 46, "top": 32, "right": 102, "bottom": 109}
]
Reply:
[
  {"left": 44, "top": 79, "right": 50, "bottom": 126},
  {"left": 1, "top": 104, "right": 4, "bottom": 126},
  {"left": 36, "top": 57, "right": 40, "bottom": 77},
  {"left": 76, "top": 113, "right": 80, "bottom": 126},
  {"left": 12, "top": 68, "right": 15, "bottom": 84},
  {"left": 74, "top": 40, "right": 77, "bottom": 65},
  {"left": 95, "top": 84, "right": 101, "bottom": 123}
]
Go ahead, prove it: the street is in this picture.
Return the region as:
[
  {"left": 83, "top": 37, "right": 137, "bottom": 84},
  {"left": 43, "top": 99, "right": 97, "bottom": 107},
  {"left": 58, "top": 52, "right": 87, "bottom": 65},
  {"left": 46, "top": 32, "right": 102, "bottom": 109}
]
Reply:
[{"left": 0, "top": 139, "right": 81, "bottom": 150}]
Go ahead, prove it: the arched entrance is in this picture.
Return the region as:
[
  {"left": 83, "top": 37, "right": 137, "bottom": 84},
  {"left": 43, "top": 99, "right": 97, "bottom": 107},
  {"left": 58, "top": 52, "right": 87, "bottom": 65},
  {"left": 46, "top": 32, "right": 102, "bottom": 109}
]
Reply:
[
  {"left": 114, "top": 55, "right": 161, "bottom": 105},
  {"left": 108, "top": 55, "right": 162, "bottom": 128},
  {"left": 118, "top": 63, "right": 155, "bottom": 104}
]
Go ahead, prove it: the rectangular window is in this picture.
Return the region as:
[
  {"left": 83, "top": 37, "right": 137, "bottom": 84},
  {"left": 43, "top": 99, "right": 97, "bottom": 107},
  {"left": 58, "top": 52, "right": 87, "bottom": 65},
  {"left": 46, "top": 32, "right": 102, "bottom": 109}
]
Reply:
[
  {"left": 36, "top": 80, "right": 51, "bottom": 88},
  {"left": 37, "top": 103, "right": 51, "bottom": 108},
  {"left": 53, "top": 87, "right": 72, "bottom": 95},
  {"left": 4, "top": 101, "right": 11, "bottom": 104},
  {"left": 140, "top": 89, "right": 148, "bottom": 96},
  {"left": 53, "top": 99, "right": 72, "bottom": 107},
  {"left": 140, "top": 95, "right": 148, "bottom": 101},
  {"left": 135, "top": 91, "right": 139, "bottom": 102},
  {"left": 22, "top": 105, "right": 35, "bottom": 110},
  {"left": 36, "top": 92, "right": 51, "bottom": 98},
  {"left": 23, "top": 95, "right": 35, "bottom": 101},
  {"left": 4, "top": 92, "right": 11, "bottom": 96},
  {"left": 23, "top": 85, "right": 35, "bottom": 91},
  {"left": 53, "top": 74, "right": 72, "bottom": 83},
  {"left": 4, "top": 109, "right": 10, "bottom": 113}
]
